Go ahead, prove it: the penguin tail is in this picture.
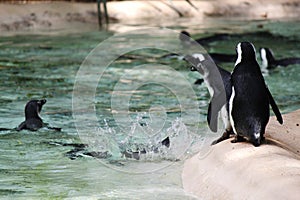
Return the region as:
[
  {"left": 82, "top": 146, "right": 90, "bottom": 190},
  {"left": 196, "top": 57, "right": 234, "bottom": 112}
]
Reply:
[
  {"left": 251, "top": 132, "right": 262, "bottom": 147},
  {"left": 207, "top": 102, "right": 218, "bottom": 132}
]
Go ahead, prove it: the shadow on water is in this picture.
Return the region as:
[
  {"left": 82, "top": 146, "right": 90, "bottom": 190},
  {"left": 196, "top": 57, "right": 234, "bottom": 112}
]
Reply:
[{"left": 0, "top": 18, "right": 299, "bottom": 199}]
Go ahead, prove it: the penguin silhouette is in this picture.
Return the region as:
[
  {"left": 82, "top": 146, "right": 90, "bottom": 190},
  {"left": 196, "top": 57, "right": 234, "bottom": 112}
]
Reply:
[
  {"left": 17, "top": 99, "right": 61, "bottom": 131},
  {"left": 17, "top": 99, "right": 47, "bottom": 131},
  {"left": 179, "top": 31, "right": 230, "bottom": 47},
  {"left": 230, "top": 42, "right": 283, "bottom": 146}
]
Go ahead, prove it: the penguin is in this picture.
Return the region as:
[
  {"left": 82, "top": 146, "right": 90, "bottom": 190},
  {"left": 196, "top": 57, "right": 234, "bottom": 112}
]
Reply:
[
  {"left": 260, "top": 47, "right": 300, "bottom": 69},
  {"left": 230, "top": 42, "right": 283, "bottom": 146},
  {"left": 64, "top": 137, "right": 170, "bottom": 161},
  {"left": 209, "top": 53, "right": 237, "bottom": 64},
  {"left": 17, "top": 99, "right": 47, "bottom": 131},
  {"left": 121, "top": 136, "right": 170, "bottom": 160},
  {"left": 17, "top": 99, "right": 61, "bottom": 131},
  {"left": 185, "top": 52, "right": 236, "bottom": 65},
  {"left": 184, "top": 54, "right": 234, "bottom": 144},
  {"left": 179, "top": 31, "right": 230, "bottom": 47},
  {"left": 161, "top": 31, "right": 236, "bottom": 64}
]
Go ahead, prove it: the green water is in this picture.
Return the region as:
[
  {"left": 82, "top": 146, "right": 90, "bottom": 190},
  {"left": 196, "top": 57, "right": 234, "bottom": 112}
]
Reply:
[{"left": 0, "top": 18, "right": 300, "bottom": 199}]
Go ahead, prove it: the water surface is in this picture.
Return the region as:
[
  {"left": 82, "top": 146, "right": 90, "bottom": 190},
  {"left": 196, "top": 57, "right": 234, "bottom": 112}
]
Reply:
[{"left": 0, "top": 18, "right": 299, "bottom": 199}]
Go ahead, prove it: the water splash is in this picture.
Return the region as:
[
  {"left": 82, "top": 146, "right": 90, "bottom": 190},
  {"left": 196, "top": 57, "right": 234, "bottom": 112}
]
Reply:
[{"left": 89, "top": 114, "right": 196, "bottom": 162}]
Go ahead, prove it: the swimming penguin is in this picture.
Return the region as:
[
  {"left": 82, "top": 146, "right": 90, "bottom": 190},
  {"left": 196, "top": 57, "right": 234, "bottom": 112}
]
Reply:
[
  {"left": 17, "top": 99, "right": 47, "bottom": 131},
  {"left": 185, "top": 52, "right": 236, "bottom": 64},
  {"left": 121, "top": 136, "right": 170, "bottom": 160},
  {"left": 179, "top": 31, "right": 230, "bottom": 47},
  {"left": 62, "top": 135, "right": 171, "bottom": 161},
  {"left": 230, "top": 42, "right": 283, "bottom": 146},
  {"left": 17, "top": 99, "right": 61, "bottom": 131},
  {"left": 184, "top": 54, "right": 234, "bottom": 143},
  {"left": 209, "top": 53, "right": 237, "bottom": 64},
  {"left": 260, "top": 47, "right": 300, "bottom": 69}
]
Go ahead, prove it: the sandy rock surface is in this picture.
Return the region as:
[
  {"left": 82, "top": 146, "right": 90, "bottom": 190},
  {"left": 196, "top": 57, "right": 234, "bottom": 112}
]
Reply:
[{"left": 182, "top": 110, "right": 300, "bottom": 200}]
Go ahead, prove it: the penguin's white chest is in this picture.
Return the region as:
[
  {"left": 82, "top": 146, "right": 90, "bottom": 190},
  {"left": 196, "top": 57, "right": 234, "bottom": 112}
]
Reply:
[{"left": 229, "top": 86, "right": 237, "bottom": 134}]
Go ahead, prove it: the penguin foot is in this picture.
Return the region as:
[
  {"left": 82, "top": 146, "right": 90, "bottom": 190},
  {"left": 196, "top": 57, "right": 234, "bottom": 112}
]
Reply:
[
  {"left": 231, "top": 135, "right": 246, "bottom": 143},
  {"left": 261, "top": 135, "right": 266, "bottom": 143},
  {"left": 252, "top": 140, "right": 261, "bottom": 147},
  {"left": 211, "top": 131, "right": 232, "bottom": 145}
]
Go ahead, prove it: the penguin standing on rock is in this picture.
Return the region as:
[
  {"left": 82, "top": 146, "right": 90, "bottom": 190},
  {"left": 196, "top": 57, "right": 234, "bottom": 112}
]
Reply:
[
  {"left": 184, "top": 54, "right": 234, "bottom": 144},
  {"left": 230, "top": 42, "right": 283, "bottom": 147}
]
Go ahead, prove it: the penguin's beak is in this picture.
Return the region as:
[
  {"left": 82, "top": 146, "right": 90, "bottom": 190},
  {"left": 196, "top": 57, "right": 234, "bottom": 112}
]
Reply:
[
  {"left": 36, "top": 99, "right": 46, "bottom": 114},
  {"left": 39, "top": 99, "right": 47, "bottom": 105}
]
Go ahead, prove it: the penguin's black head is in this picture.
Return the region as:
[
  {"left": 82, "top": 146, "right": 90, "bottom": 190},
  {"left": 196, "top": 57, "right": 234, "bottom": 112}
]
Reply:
[
  {"left": 24, "top": 99, "right": 47, "bottom": 120},
  {"left": 183, "top": 54, "right": 205, "bottom": 74},
  {"left": 235, "top": 42, "right": 257, "bottom": 66},
  {"left": 179, "top": 31, "right": 191, "bottom": 44}
]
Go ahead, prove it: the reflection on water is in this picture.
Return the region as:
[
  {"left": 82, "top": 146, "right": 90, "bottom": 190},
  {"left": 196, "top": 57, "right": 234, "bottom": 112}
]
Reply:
[{"left": 0, "top": 18, "right": 300, "bottom": 199}]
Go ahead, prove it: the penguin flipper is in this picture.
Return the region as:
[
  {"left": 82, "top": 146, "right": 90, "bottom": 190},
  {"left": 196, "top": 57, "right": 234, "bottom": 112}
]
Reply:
[
  {"left": 0, "top": 128, "right": 12, "bottom": 131},
  {"left": 17, "top": 121, "right": 26, "bottom": 131},
  {"left": 47, "top": 126, "right": 62, "bottom": 132},
  {"left": 207, "top": 90, "right": 227, "bottom": 132},
  {"left": 266, "top": 87, "right": 283, "bottom": 124},
  {"left": 207, "top": 102, "right": 218, "bottom": 132},
  {"left": 207, "top": 100, "right": 222, "bottom": 132},
  {"left": 44, "top": 122, "right": 62, "bottom": 131}
]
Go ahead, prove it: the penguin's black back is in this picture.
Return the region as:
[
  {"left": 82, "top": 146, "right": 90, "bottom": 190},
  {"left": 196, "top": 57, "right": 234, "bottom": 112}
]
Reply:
[
  {"left": 25, "top": 100, "right": 43, "bottom": 120},
  {"left": 231, "top": 42, "right": 270, "bottom": 142},
  {"left": 17, "top": 99, "right": 46, "bottom": 131},
  {"left": 211, "top": 53, "right": 237, "bottom": 64},
  {"left": 277, "top": 57, "right": 300, "bottom": 67},
  {"left": 218, "top": 67, "right": 231, "bottom": 98},
  {"left": 218, "top": 66, "right": 232, "bottom": 112}
]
